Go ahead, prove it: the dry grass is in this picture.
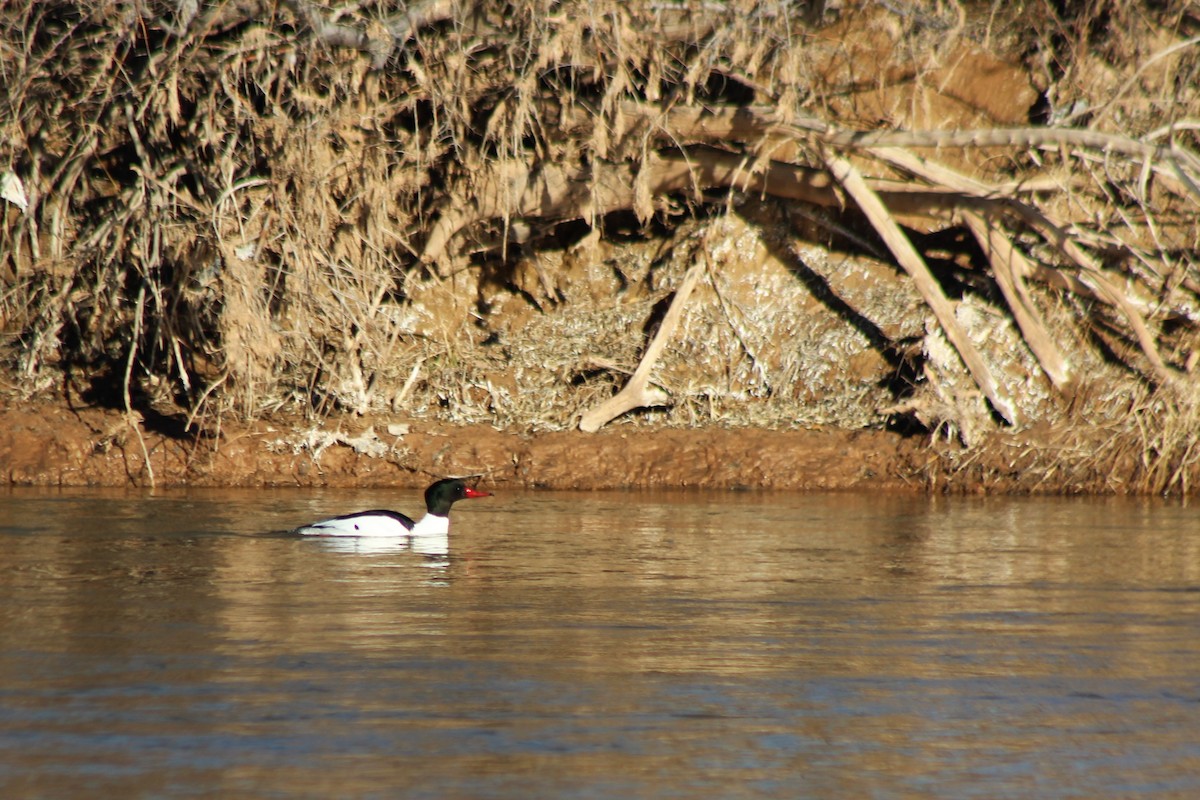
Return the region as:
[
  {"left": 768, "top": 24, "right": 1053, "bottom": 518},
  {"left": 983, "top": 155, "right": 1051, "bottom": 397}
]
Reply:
[{"left": 1, "top": 0, "right": 1199, "bottom": 491}]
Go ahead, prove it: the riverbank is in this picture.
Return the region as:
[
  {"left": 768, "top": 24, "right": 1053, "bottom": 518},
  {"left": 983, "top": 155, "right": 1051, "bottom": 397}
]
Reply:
[
  {"left": 3, "top": 3, "right": 1195, "bottom": 498},
  {"left": 1, "top": 397, "right": 1157, "bottom": 495}
]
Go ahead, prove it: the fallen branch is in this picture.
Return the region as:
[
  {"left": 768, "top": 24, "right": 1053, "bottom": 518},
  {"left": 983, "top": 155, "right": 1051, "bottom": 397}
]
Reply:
[
  {"left": 420, "top": 148, "right": 981, "bottom": 265},
  {"left": 824, "top": 126, "right": 1177, "bottom": 160},
  {"left": 836, "top": 130, "right": 1200, "bottom": 204},
  {"left": 867, "top": 143, "right": 1175, "bottom": 382},
  {"left": 822, "top": 151, "right": 1018, "bottom": 425},
  {"left": 579, "top": 259, "right": 705, "bottom": 432},
  {"left": 598, "top": 103, "right": 1200, "bottom": 201},
  {"left": 963, "top": 211, "right": 1072, "bottom": 391},
  {"left": 1001, "top": 199, "right": 1174, "bottom": 385}
]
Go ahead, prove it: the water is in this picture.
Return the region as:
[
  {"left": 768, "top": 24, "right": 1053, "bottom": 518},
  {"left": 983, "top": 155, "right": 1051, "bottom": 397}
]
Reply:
[{"left": 2, "top": 488, "right": 1199, "bottom": 798}]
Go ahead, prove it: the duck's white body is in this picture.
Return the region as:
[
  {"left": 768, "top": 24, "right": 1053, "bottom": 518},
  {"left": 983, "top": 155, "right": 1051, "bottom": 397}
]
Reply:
[
  {"left": 293, "top": 510, "right": 447, "bottom": 538},
  {"left": 293, "top": 479, "right": 489, "bottom": 540}
]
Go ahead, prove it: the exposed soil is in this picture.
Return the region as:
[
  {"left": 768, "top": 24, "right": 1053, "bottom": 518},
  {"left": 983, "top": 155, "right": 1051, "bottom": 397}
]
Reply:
[
  {"left": 0, "top": 397, "right": 924, "bottom": 491},
  {"left": 2, "top": 395, "right": 1132, "bottom": 495}
]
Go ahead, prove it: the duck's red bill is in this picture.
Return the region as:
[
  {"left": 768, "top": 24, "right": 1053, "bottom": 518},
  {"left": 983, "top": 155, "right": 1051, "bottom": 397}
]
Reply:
[{"left": 464, "top": 487, "right": 492, "bottom": 498}]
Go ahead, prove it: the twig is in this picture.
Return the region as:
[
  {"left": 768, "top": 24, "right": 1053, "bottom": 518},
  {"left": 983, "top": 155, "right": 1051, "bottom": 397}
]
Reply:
[
  {"left": 703, "top": 245, "right": 769, "bottom": 389},
  {"left": 1078, "top": 35, "right": 1200, "bottom": 128},
  {"left": 124, "top": 284, "right": 155, "bottom": 488},
  {"left": 392, "top": 357, "right": 426, "bottom": 411},
  {"left": 184, "top": 371, "right": 229, "bottom": 433}
]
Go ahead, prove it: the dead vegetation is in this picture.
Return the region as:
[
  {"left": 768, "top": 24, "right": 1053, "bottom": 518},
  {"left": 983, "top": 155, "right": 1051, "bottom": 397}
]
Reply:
[{"left": 1, "top": 0, "right": 1199, "bottom": 492}]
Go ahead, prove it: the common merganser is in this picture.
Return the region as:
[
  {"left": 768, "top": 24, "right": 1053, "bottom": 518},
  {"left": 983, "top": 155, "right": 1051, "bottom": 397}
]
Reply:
[{"left": 293, "top": 478, "right": 491, "bottom": 538}]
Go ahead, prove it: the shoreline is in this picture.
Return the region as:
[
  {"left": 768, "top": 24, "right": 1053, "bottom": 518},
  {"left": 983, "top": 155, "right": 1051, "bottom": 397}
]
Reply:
[{"left": 0, "top": 397, "right": 1148, "bottom": 495}]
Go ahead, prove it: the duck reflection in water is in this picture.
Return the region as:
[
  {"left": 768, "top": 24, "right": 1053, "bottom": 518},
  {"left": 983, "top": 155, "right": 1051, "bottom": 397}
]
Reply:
[{"left": 311, "top": 531, "right": 450, "bottom": 560}]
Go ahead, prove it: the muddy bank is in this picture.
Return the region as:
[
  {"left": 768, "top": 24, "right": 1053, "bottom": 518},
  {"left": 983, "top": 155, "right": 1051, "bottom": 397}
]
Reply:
[
  {"left": 0, "top": 398, "right": 1142, "bottom": 495},
  {"left": 0, "top": 398, "right": 917, "bottom": 490}
]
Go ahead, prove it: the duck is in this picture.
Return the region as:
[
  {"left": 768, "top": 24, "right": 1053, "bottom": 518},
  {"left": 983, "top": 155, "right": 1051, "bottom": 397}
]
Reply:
[{"left": 293, "top": 478, "right": 491, "bottom": 538}]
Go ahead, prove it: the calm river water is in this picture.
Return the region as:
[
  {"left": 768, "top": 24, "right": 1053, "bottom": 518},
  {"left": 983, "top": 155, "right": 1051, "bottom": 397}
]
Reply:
[{"left": 2, "top": 487, "right": 1199, "bottom": 798}]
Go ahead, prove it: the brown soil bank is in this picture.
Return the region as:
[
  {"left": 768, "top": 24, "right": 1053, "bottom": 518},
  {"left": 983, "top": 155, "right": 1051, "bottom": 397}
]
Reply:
[
  {"left": 0, "top": 398, "right": 1160, "bottom": 495},
  {"left": 2, "top": 3, "right": 1198, "bottom": 495}
]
